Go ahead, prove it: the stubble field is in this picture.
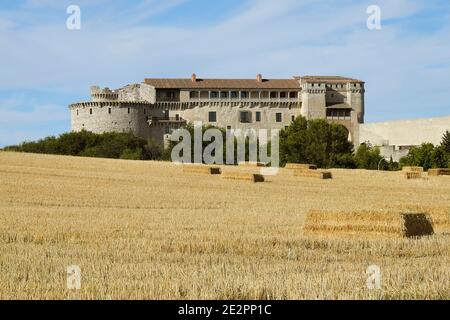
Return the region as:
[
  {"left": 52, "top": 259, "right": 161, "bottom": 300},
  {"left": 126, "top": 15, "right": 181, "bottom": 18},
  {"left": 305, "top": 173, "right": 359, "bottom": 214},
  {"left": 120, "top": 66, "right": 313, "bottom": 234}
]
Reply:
[{"left": 0, "top": 151, "right": 449, "bottom": 299}]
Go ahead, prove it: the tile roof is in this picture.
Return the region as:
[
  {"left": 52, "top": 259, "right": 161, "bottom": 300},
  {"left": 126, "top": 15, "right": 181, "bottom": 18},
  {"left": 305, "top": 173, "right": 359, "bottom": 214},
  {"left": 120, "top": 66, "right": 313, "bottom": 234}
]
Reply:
[
  {"left": 143, "top": 75, "right": 364, "bottom": 89},
  {"left": 301, "top": 76, "right": 364, "bottom": 83},
  {"left": 143, "top": 78, "right": 301, "bottom": 90}
]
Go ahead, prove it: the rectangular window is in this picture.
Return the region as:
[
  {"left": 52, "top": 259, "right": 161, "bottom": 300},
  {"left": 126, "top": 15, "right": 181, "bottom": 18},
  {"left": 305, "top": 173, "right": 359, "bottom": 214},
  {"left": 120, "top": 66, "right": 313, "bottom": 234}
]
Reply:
[
  {"left": 289, "top": 92, "right": 297, "bottom": 99},
  {"left": 241, "top": 91, "right": 249, "bottom": 99},
  {"left": 175, "top": 114, "right": 180, "bottom": 121},
  {"left": 189, "top": 91, "right": 197, "bottom": 99},
  {"left": 108, "top": 108, "right": 111, "bottom": 114},
  {"left": 256, "top": 111, "right": 261, "bottom": 122},
  {"left": 270, "top": 91, "right": 277, "bottom": 99},
  {"left": 210, "top": 91, "right": 219, "bottom": 99},
  {"left": 227, "top": 125, "right": 231, "bottom": 130},
  {"left": 276, "top": 113, "right": 282, "bottom": 122},
  {"left": 220, "top": 91, "right": 229, "bottom": 99},
  {"left": 280, "top": 92, "right": 287, "bottom": 99},
  {"left": 240, "top": 111, "right": 251, "bottom": 123},
  {"left": 89, "top": 108, "right": 92, "bottom": 115},
  {"left": 209, "top": 111, "right": 217, "bottom": 122},
  {"left": 291, "top": 115, "right": 295, "bottom": 121},
  {"left": 165, "top": 127, "right": 170, "bottom": 134},
  {"left": 76, "top": 110, "right": 79, "bottom": 116},
  {"left": 231, "top": 91, "right": 239, "bottom": 99},
  {"left": 127, "top": 108, "right": 130, "bottom": 114}
]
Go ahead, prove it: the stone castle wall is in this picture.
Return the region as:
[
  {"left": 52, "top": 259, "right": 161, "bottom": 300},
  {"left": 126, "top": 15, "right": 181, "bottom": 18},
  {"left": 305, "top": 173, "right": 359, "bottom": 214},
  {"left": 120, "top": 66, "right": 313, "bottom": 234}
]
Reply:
[{"left": 70, "top": 79, "right": 365, "bottom": 146}]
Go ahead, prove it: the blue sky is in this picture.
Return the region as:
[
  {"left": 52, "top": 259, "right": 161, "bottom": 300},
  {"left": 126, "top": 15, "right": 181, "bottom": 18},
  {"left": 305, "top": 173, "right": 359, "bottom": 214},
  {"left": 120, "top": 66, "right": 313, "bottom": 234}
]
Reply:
[{"left": 0, "top": 0, "right": 449, "bottom": 146}]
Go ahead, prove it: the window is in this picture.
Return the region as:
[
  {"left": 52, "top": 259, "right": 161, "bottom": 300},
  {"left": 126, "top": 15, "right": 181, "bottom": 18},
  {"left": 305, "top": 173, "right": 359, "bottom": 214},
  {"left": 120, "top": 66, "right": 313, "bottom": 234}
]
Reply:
[
  {"left": 175, "top": 114, "right": 180, "bottom": 121},
  {"left": 291, "top": 115, "right": 295, "bottom": 121},
  {"left": 76, "top": 110, "right": 79, "bottom": 116},
  {"left": 289, "top": 92, "right": 297, "bottom": 99},
  {"left": 165, "top": 127, "right": 171, "bottom": 134},
  {"left": 255, "top": 111, "right": 261, "bottom": 122},
  {"left": 108, "top": 108, "right": 111, "bottom": 114},
  {"left": 280, "top": 92, "right": 287, "bottom": 99},
  {"left": 144, "top": 109, "right": 147, "bottom": 114},
  {"left": 270, "top": 91, "right": 277, "bottom": 99},
  {"left": 189, "top": 91, "right": 197, "bottom": 99},
  {"left": 209, "top": 111, "right": 217, "bottom": 122},
  {"left": 227, "top": 125, "right": 231, "bottom": 130},
  {"left": 89, "top": 108, "right": 92, "bottom": 115},
  {"left": 240, "top": 111, "right": 251, "bottom": 123},
  {"left": 167, "top": 92, "right": 176, "bottom": 100},
  {"left": 210, "top": 91, "right": 219, "bottom": 99},
  {"left": 276, "top": 113, "right": 282, "bottom": 122},
  {"left": 127, "top": 108, "right": 130, "bottom": 114},
  {"left": 231, "top": 91, "right": 239, "bottom": 99},
  {"left": 241, "top": 91, "right": 249, "bottom": 99},
  {"left": 221, "top": 91, "right": 229, "bottom": 99}
]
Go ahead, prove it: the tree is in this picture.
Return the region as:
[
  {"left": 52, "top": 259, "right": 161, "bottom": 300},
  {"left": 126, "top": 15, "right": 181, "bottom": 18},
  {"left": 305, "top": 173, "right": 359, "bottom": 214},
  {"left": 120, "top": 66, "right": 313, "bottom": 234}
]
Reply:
[
  {"left": 354, "top": 142, "right": 384, "bottom": 170},
  {"left": 400, "top": 143, "right": 435, "bottom": 170},
  {"left": 441, "top": 130, "right": 450, "bottom": 154},
  {"left": 5, "top": 130, "right": 164, "bottom": 161},
  {"left": 431, "top": 145, "right": 449, "bottom": 169},
  {"left": 279, "top": 116, "right": 354, "bottom": 168}
]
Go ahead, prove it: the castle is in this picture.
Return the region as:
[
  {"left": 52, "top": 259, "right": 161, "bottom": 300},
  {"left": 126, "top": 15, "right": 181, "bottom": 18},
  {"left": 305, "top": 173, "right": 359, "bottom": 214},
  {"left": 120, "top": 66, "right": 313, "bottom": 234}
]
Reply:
[{"left": 69, "top": 74, "right": 365, "bottom": 146}]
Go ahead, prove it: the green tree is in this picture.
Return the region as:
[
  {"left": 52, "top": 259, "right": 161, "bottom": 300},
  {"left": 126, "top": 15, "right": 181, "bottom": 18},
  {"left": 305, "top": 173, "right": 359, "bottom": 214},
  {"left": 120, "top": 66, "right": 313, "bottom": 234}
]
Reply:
[
  {"left": 431, "top": 145, "right": 449, "bottom": 169},
  {"left": 354, "top": 142, "right": 384, "bottom": 170},
  {"left": 441, "top": 130, "right": 450, "bottom": 154},
  {"left": 399, "top": 143, "right": 435, "bottom": 170},
  {"left": 280, "top": 116, "right": 354, "bottom": 168},
  {"left": 5, "top": 130, "right": 164, "bottom": 161}
]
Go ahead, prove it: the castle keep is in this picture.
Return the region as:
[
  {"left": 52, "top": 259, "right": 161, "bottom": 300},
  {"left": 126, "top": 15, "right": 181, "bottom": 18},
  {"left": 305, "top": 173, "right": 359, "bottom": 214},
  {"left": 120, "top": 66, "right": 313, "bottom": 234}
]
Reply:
[{"left": 69, "top": 74, "right": 365, "bottom": 145}]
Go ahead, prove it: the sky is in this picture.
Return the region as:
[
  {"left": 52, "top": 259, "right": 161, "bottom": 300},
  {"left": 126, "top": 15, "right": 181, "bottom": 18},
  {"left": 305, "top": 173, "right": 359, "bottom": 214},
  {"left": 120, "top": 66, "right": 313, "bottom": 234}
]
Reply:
[{"left": 0, "top": 0, "right": 449, "bottom": 147}]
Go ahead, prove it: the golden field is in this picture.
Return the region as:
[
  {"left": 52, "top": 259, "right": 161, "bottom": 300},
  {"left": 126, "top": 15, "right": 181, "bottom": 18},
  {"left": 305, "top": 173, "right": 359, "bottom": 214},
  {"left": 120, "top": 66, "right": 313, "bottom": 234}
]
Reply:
[{"left": 0, "top": 151, "right": 449, "bottom": 300}]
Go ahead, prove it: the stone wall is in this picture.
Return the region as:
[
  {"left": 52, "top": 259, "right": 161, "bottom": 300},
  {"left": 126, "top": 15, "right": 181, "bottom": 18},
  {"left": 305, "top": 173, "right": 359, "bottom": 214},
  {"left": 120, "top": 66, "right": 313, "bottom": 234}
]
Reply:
[{"left": 359, "top": 116, "right": 450, "bottom": 147}]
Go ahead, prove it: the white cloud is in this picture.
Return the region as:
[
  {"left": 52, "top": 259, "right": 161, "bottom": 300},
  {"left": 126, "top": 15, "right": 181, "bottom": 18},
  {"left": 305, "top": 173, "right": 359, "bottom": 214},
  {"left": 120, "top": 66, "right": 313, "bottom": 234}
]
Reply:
[{"left": 0, "top": 0, "right": 449, "bottom": 146}]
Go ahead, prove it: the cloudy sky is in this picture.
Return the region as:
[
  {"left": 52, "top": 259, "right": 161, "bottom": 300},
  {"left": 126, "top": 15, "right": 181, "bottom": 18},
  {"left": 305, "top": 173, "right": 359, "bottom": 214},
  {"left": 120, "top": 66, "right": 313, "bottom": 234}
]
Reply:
[{"left": 0, "top": 0, "right": 449, "bottom": 146}]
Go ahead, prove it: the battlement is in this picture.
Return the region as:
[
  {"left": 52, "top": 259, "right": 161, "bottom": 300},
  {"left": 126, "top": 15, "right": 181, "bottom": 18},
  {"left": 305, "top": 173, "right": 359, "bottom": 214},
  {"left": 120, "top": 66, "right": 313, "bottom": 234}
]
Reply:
[{"left": 90, "top": 86, "right": 119, "bottom": 102}]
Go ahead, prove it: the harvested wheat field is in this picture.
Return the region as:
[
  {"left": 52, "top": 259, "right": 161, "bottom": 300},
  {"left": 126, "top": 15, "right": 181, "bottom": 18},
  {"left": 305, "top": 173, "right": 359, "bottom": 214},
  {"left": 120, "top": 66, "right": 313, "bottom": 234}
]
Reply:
[{"left": 0, "top": 151, "right": 449, "bottom": 300}]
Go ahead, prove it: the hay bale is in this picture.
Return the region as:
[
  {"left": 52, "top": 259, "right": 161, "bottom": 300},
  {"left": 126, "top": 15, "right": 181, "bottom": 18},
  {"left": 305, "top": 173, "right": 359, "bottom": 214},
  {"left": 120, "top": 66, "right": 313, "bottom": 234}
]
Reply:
[
  {"left": 238, "top": 161, "right": 266, "bottom": 167},
  {"left": 402, "top": 166, "right": 424, "bottom": 172},
  {"left": 294, "top": 169, "right": 332, "bottom": 179},
  {"left": 405, "top": 171, "right": 421, "bottom": 179},
  {"left": 221, "top": 172, "right": 265, "bottom": 183},
  {"left": 386, "top": 204, "right": 449, "bottom": 234},
  {"left": 304, "top": 210, "right": 434, "bottom": 238},
  {"left": 285, "top": 163, "right": 317, "bottom": 170},
  {"left": 428, "top": 168, "right": 450, "bottom": 176},
  {"left": 183, "top": 164, "right": 221, "bottom": 175}
]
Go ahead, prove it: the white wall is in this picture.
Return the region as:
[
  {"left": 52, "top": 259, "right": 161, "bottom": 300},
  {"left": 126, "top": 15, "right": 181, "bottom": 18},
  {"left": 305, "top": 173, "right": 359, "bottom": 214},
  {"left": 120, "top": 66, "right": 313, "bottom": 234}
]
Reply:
[{"left": 359, "top": 116, "right": 450, "bottom": 147}]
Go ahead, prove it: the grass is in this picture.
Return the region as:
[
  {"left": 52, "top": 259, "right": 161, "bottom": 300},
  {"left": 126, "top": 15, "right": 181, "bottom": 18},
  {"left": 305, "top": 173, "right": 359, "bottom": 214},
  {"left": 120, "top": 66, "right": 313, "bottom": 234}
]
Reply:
[{"left": 0, "top": 151, "right": 449, "bottom": 300}]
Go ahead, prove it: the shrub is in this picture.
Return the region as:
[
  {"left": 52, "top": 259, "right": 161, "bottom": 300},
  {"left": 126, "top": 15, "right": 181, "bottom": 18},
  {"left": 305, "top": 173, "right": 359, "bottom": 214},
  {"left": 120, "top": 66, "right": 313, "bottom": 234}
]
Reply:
[{"left": 5, "top": 130, "right": 162, "bottom": 161}]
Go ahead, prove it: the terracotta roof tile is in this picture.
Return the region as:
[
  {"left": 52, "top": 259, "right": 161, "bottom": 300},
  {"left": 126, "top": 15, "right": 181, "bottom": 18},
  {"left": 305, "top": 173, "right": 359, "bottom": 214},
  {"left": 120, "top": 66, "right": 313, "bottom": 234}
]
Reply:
[
  {"left": 301, "top": 76, "right": 364, "bottom": 83},
  {"left": 143, "top": 75, "right": 364, "bottom": 89},
  {"left": 143, "top": 78, "right": 301, "bottom": 89}
]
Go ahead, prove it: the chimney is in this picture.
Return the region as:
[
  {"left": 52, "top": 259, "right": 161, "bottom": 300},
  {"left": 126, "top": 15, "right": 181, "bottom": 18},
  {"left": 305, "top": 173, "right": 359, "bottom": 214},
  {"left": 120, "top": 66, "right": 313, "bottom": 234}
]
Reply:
[
  {"left": 191, "top": 73, "right": 197, "bottom": 82},
  {"left": 256, "top": 74, "right": 263, "bottom": 82}
]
